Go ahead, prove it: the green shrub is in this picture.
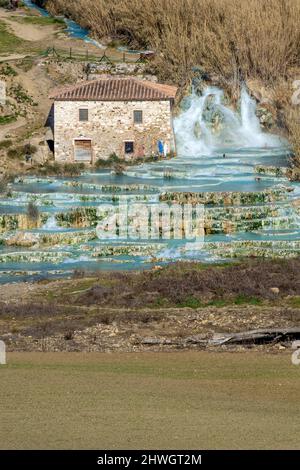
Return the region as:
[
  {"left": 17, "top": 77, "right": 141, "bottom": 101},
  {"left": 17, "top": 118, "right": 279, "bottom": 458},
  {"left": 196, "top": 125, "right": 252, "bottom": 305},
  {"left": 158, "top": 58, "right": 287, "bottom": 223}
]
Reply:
[
  {"left": 24, "top": 143, "right": 37, "bottom": 155},
  {"left": 37, "top": 161, "right": 85, "bottom": 177},
  {"left": 0, "top": 139, "right": 12, "bottom": 150},
  {"left": 144, "top": 155, "right": 159, "bottom": 163},
  {"left": 108, "top": 152, "right": 121, "bottom": 163},
  {"left": 234, "top": 295, "right": 262, "bottom": 305},
  {"left": 0, "top": 64, "right": 17, "bottom": 76},
  {"left": 179, "top": 296, "right": 202, "bottom": 309},
  {"left": 0, "top": 1, "right": 10, "bottom": 8},
  {"left": 18, "top": 56, "right": 35, "bottom": 72},
  {"left": 7, "top": 146, "right": 23, "bottom": 159},
  {"left": 0, "top": 115, "right": 17, "bottom": 126},
  {"left": 63, "top": 162, "right": 85, "bottom": 176},
  {"left": 9, "top": 84, "right": 34, "bottom": 104},
  {"left": 95, "top": 158, "right": 109, "bottom": 168},
  {"left": 95, "top": 153, "right": 122, "bottom": 168},
  {"left": 7, "top": 143, "right": 37, "bottom": 160}
]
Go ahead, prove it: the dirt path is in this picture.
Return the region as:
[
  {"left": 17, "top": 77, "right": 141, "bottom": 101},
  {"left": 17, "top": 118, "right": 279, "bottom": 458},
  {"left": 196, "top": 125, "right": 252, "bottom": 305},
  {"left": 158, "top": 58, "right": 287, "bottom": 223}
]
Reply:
[
  {"left": 0, "top": 16, "right": 56, "bottom": 42},
  {"left": 0, "top": 54, "right": 27, "bottom": 61}
]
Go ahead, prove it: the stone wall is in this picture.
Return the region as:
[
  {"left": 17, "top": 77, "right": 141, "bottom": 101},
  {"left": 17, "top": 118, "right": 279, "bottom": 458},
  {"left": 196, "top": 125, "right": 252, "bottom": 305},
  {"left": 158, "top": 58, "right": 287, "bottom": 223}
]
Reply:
[{"left": 54, "top": 100, "right": 176, "bottom": 162}]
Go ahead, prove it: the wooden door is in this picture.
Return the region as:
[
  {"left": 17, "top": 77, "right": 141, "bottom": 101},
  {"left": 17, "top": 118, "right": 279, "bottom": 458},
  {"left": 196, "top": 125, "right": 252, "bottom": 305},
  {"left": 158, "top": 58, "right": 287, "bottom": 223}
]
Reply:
[{"left": 74, "top": 140, "right": 92, "bottom": 163}]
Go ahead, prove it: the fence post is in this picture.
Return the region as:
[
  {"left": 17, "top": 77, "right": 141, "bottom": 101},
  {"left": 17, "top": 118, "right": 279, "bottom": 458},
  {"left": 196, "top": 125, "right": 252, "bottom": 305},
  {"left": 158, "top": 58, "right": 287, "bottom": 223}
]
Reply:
[
  {"left": 0, "top": 340, "right": 6, "bottom": 365},
  {"left": 69, "top": 47, "right": 72, "bottom": 59},
  {"left": 86, "top": 50, "right": 89, "bottom": 62},
  {"left": 123, "top": 52, "right": 126, "bottom": 63}
]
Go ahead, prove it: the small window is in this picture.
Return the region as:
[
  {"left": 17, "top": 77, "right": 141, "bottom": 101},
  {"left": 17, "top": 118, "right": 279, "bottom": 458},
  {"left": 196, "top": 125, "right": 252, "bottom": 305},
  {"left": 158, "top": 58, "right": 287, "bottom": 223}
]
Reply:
[
  {"left": 125, "top": 141, "right": 134, "bottom": 154},
  {"left": 134, "top": 110, "right": 143, "bottom": 124},
  {"left": 79, "top": 109, "right": 89, "bottom": 121}
]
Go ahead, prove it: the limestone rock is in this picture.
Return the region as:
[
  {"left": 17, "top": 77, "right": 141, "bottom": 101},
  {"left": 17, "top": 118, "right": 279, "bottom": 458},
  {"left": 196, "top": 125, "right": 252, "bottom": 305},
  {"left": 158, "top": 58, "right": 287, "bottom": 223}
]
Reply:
[{"left": 270, "top": 287, "right": 280, "bottom": 295}]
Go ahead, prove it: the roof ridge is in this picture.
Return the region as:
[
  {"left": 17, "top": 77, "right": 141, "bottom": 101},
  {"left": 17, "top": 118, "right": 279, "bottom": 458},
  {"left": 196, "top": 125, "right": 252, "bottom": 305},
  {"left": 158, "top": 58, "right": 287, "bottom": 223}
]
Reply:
[{"left": 49, "top": 77, "right": 178, "bottom": 101}]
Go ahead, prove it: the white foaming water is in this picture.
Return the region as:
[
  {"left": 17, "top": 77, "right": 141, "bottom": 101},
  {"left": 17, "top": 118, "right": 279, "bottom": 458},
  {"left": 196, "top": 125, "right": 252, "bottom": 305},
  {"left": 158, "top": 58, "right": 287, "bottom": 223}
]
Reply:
[
  {"left": 174, "top": 86, "right": 285, "bottom": 157},
  {"left": 42, "top": 215, "right": 61, "bottom": 231}
]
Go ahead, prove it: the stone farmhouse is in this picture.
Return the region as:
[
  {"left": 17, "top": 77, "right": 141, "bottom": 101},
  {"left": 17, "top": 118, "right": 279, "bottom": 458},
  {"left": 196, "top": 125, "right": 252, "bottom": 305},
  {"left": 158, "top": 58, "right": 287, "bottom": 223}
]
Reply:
[{"left": 49, "top": 77, "right": 178, "bottom": 163}]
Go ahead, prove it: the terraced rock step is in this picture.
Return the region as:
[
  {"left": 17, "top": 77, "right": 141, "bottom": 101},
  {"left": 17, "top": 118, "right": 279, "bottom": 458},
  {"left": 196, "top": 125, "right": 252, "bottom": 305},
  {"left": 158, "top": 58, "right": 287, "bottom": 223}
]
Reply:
[
  {"left": 14, "top": 177, "right": 58, "bottom": 185},
  {"left": 206, "top": 238, "right": 300, "bottom": 249},
  {"left": 204, "top": 239, "right": 300, "bottom": 259},
  {"left": 5, "top": 191, "right": 157, "bottom": 204},
  {"left": 63, "top": 181, "right": 159, "bottom": 193},
  {"left": 53, "top": 205, "right": 298, "bottom": 235},
  {"left": 0, "top": 213, "right": 49, "bottom": 233},
  {"left": 160, "top": 186, "right": 290, "bottom": 205},
  {"left": 0, "top": 145, "right": 299, "bottom": 280},
  {"left": 4, "top": 229, "right": 97, "bottom": 248},
  {"left": 90, "top": 243, "right": 167, "bottom": 257},
  {"left": 254, "top": 165, "right": 289, "bottom": 177},
  {"left": 0, "top": 251, "right": 73, "bottom": 264},
  {"left": 205, "top": 215, "right": 296, "bottom": 234},
  {"left": 205, "top": 201, "right": 296, "bottom": 221}
]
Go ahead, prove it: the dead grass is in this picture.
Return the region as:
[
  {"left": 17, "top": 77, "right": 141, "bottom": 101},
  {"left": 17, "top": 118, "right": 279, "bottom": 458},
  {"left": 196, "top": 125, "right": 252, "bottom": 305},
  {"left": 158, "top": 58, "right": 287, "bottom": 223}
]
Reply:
[
  {"left": 75, "top": 259, "right": 300, "bottom": 308},
  {"left": 45, "top": 0, "right": 300, "bottom": 84},
  {"left": 2, "top": 259, "right": 300, "bottom": 311},
  {"left": 0, "top": 351, "right": 299, "bottom": 449},
  {"left": 285, "top": 106, "right": 300, "bottom": 177},
  {"left": 1, "top": 259, "right": 300, "bottom": 350}
]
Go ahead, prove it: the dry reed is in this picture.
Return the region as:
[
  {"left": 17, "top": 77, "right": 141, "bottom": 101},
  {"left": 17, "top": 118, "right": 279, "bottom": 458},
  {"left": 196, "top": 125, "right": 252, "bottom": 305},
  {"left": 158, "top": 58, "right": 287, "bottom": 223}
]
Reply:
[{"left": 44, "top": 0, "right": 300, "bottom": 84}]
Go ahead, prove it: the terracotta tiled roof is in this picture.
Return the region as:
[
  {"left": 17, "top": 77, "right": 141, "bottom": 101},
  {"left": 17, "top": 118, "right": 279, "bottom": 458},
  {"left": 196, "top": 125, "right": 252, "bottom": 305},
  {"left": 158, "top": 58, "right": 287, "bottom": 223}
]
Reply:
[{"left": 49, "top": 78, "right": 178, "bottom": 102}]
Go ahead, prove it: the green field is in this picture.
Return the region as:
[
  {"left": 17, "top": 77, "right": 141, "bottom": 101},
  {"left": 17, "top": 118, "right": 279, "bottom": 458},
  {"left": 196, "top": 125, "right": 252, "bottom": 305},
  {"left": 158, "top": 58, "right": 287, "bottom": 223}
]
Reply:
[{"left": 0, "top": 352, "right": 299, "bottom": 449}]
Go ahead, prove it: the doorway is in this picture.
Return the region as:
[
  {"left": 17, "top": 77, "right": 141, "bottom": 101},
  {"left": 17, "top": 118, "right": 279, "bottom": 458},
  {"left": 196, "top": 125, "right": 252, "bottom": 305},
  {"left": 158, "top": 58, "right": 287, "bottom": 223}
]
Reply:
[{"left": 74, "top": 140, "right": 92, "bottom": 163}]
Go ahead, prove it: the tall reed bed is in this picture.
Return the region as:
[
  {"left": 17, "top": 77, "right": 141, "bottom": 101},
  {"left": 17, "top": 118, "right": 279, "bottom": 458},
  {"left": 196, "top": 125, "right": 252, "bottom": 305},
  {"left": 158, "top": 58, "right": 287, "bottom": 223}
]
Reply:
[{"left": 44, "top": 0, "right": 300, "bottom": 84}]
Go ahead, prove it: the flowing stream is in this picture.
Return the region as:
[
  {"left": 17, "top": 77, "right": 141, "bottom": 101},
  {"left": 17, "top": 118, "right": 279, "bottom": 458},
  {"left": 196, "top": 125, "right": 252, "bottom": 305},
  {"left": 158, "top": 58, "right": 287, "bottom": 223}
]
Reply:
[{"left": 23, "top": 0, "right": 105, "bottom": 48}]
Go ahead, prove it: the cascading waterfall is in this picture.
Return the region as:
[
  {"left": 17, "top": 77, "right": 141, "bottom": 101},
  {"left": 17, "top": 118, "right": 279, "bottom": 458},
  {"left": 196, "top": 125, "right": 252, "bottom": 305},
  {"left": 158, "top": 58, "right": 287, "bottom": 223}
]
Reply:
[
  {"left": 42, "top": 215, "right": 62, "bottom": 231},
  {"left": 174, "top": 86, "right": 285, "bottom": 157}
]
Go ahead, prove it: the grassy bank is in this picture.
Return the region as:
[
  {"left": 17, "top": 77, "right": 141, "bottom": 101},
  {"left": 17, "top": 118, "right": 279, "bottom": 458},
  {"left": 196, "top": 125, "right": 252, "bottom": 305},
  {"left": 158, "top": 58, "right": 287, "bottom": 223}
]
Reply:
[{"left": 0, "top": 21, "right": 22, "bottom": 54}]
